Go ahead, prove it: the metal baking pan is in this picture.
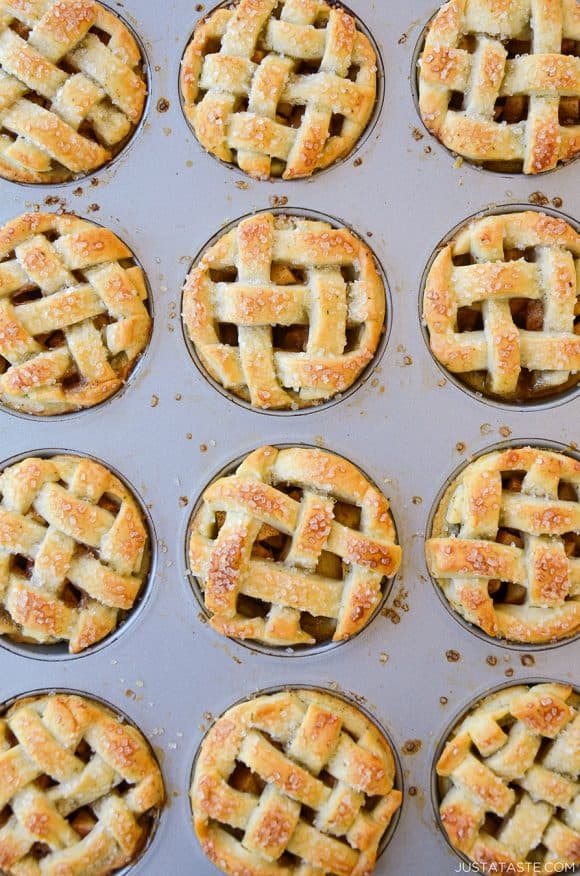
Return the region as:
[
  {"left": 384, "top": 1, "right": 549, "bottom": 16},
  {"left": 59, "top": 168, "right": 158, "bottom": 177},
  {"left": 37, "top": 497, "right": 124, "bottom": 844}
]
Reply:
[{"left": 0, "top": 0, "right": 577, "bottom": 874}]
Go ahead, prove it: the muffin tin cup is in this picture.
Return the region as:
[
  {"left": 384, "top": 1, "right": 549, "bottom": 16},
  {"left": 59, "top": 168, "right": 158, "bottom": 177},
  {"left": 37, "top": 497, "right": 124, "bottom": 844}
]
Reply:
[
  {"left": 183, "top": 442, "right": 400, "bottom": 658},
  {"left": 418, "top": 202, "right": 580, "bottom": 412},
  {"left": 0, "top": 0, "right": 152, "bottom": 189},
  {"left": 180, "top": 206, "right": 393, "bottom": 417},
  {"left": 0, "top": 0, "right": 578, "bottom": 873},
  {"left": 178, "top": 0, "right": 386, "bottom": 182},
  {"left": 0, "top": 686, "right": 166, "bottom": 876},
  {"left": 188, "top": 683, "right": 404, "bottom": 862},
  {"left": 410, "top": 9, "right": 580, "bottom": 177},
  {"left": 0, "top": 213, "right": 155, "bottom": 422},
  {"left": 424, "top": 437, "right": 580, "bottom": 653},
  {"left": 0, "top": 448, "right": 158, "bottom": 662},
  {"left": 429, "top": 677, "right": 580, "bottom": 871}
]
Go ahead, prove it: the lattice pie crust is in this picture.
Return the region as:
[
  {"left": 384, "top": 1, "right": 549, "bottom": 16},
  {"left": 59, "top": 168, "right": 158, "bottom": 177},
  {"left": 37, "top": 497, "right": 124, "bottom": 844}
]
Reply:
[
  {"left": 191, "top": 688, "right": 402, "bottom": 875},
  {"left": 427, "top": 446, "right": 580, "bottom": 644},
  {"left": 183, "top": 211, "right": 385, "bottom": 410},
  {"left": 419, "top": 0, "right": 580, "bottom": 173},
  {"left": 437, "top": 682, "right": 580, "bottom": 873},
  {"left": 0, "top": 692, "right": 164, "bottom": 875},
  {"left": 0, "top": 212, "right": 151, "bottom": 416},
  {"left": 189, "top": 445, "right": 401, "bottom": 648},
  {"left": 0, "top": 454, "right": 150, "bottom": 653},
  {"left": 0, "top": 0, "right": 147, "bottom": 183},
  {"left": 423, "top": 210, "right": 580, "bottom": 403},
  {"left": 180, "top": 0, "right": 377, "bottom": 179}
]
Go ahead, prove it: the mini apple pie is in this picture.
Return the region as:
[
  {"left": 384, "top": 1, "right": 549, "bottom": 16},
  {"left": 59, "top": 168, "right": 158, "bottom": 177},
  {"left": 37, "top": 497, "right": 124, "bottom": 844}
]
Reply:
[
  {"left": 436, "top": 681, "right": 580, "bottom": 871},
  {"left": 180, "top": 0, "right": 377, "bottom": 179},
  {"left": 426, "top": 445, "right": 580, "bottom": 644},
  {"left": 0, "top": 0, "right": 147, "bottom": 184},
  {"left": 182, "top": 211, "right": 385, "bottom": 410},
  {"left": 0, "top": 691, "right": 164, "bottom": 875},
  {"left": 0, "top": 212, "right": 151, "bottom": 416},
  {"left": 0, "top": 453, "right": 151, "bottom": 653},
  {"left": 189, "top": 445, "right": 401, "bottom": 649},
  {"left": 191, "top": 687, "right": 402, "bottom": 875},
  {"left": 418, "top": 0, "right": 580, "bottom": 173},
  {"left": 423, "top": 210, "right": 580, "bottom": 404}
]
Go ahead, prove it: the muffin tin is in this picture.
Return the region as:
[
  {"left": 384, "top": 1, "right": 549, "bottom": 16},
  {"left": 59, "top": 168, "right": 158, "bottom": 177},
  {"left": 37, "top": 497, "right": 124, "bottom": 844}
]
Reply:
[{"left": 0, "top": 1, "right": 578, "bottom": 874}]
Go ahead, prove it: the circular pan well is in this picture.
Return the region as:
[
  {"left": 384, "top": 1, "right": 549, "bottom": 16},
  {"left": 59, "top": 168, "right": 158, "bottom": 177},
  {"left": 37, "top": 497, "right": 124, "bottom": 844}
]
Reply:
[
  {"left": 0, "top": 448, "right": 157, "bottom": 661},
  {"left": 425, "top": 438, "right": 580, "bottom": 652},
  {"left": 0, "top": 211, "right": 154, "bottom": 419},
  {"left": 181, "top": 207, "right": 391, "bottom": 416},
  {"left": 431, "top": 678, "right": 580, "bottom": 872},
  {"left": 184, "top": 443, "right": 401, "bottom": 657},
  {"left": 189, "top": 684, "right": 404, "bottom": 873},
  {"left": 0, "top": 1, "right": 150, "bottom": 186},
  {"left": 419, "top": 203, "right": 580, "bottom": 411},
  {"left": 0, "top": 687, "right": 165, "bottom": 876},
  {"left": 411, "top": 5, "right": 580, "bottom": 176},
  {"left": 178, "top": 0, "right": 384, "bottom": 181}
]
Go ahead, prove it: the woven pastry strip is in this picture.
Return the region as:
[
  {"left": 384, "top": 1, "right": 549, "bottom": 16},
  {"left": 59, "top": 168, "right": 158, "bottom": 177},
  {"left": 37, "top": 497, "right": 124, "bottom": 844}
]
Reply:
[
  {"left": 0, "top": 692, "right": 164, "bottom": 876},
  {"left": 183, "top": 212, "right": 385, "bottom": 410},
  {"left": 426, "top": 447, "right": 580, "bottom": 644},
  {"left": 0, "top": 0, "right": 146, "bottom": 183},
  {"left": 189, "top": 446, "right": 401, "bottom": 647},
  {"left": 423, "top": 211, "right": 580, "bottom": 401},
  {"left": 437, "top": 682, "right": 580, "bottom": 871},
  {"left": 419, "top": 0, "right": 580, "bottom": 173},
  {"left": 0, "top": 212, "right": 151, "bottom": 415},
  {"left": 0, "top": 454, "right": 149, "bottom": 653},
  {"left": 191, "top": 688, "right": 402, "bottom": 876},
  {"left": 180, "top": 0, "right": 377, "bottom": 179}
]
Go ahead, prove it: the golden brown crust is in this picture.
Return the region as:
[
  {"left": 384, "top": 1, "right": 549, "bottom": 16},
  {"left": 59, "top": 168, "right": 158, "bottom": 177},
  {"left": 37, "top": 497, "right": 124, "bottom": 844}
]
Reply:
[
  {"left": 0, "top": 212, "right": 151, "bottom": 416},
  {"left": 437, "top": 682, "right": 580, "bottom": 874},
  {"left": 180, "top": 0, "right": 377, "bottom": 180},
  {"left": 183, "top": 212, "right": 385, "bottom": 410},
  {"left": 418, "top": 0, "right": 580, "bottom": 173},
  {"left": 191, "top": 688, "right": 402, "bottom": 876},
  {"left": 426, "top": 446, "right": 580, "bottom": 644},
  {"left": 423, "top": 210, "right": 580, "bottom": 402},
  {"left": 0, "top": 692, "right": 164, "bottom": 875},
  {"left": 189, "top": 445, "right": 401, "bottom": 648},
  {"left": 0, "top": 0, "right": 147, "bottom": 183},
  {"left": 0, "top": 453, "right": 150, "bottom": 652}
]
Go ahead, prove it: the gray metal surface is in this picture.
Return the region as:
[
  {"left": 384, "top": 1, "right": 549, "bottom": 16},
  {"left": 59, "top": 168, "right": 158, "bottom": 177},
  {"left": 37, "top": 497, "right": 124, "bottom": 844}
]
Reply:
[{"left": 0, "top": 1, "right": 578, "bottom": 874}]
